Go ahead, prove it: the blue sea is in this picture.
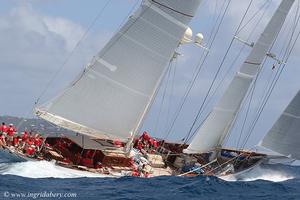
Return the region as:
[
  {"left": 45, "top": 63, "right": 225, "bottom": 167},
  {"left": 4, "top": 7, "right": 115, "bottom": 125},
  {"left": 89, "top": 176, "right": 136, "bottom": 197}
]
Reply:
[{"left": 0, "top": 151, "right": 300, "bottom": 200}]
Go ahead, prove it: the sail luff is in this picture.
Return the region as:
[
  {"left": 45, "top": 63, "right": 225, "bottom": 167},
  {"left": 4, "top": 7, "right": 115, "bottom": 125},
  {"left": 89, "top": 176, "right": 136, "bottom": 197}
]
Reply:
[
  {"left": 259, "top": 90, "right": 300, "bottom": 160},
  {"left": 35, "top": 0, "right": 202, "bottom": 141},
  {"left": 184, "top": 0, "right": 295, "bottom": 154}
]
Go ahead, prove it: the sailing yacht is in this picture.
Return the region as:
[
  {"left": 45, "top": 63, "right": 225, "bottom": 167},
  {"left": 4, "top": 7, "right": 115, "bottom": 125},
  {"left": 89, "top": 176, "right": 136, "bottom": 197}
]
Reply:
[{"left": 1, "top": 0, "right": 298, "bottom": 178}]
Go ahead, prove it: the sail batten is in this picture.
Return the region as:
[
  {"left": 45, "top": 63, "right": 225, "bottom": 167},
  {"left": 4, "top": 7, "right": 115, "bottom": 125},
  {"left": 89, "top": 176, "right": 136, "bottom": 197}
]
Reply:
[
  {"left": 36, "top": 0, "right": 202, "bottom": 141},
  {"left": 185, "top": 0, "right": 295, "bottom": 154},
  {"left": 260, "top": 90, "right": 300, "bottom": 160}
]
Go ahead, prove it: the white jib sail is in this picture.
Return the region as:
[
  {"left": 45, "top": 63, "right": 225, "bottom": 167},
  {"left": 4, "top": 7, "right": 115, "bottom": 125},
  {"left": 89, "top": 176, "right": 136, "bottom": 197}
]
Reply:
[
  {"left": 35, "top": 0, "right": 202, "bottom": 141},
  {"left": 259, "top": 90, "right": 300, "bottom": 160},
  {"left": 184, "top": 0, "right": 295, "bottom": 154}
]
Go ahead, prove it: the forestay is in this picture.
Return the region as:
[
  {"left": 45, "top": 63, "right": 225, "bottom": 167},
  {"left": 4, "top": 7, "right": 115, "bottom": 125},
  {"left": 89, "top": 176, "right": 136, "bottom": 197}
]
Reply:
[
  {"left": 184, "top": 0, "right": 295, "bottom": 154},
  {"left": 35, "top": 0, "right": 202, "bottom": 141},
  {"left": 260, "top": 90, "right": 300, "bottom": 160}
]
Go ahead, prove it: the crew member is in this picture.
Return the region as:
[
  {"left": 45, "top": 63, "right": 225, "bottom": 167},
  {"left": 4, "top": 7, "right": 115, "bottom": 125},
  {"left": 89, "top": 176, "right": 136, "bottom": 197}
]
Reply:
[
  {"left": 7, "top": 124, "right": 16, "bottom": 145},
  {"left": 141, "top": 131, "right": 150, "bottom": 142},
  {"left": 0, "top": 122, "right": 7, "bottom": 134},
  {"left": 26, "top": 145, "right": 35, "bottom": 157},
  {"left": 33, "top": 134, "right": 42, "bottom": 152},
  {"left": 13, "top": 137, "right": 19, "bottom": 148},
  {"left": 21, "top": 131, "right": 28, "bottom": 142},
  {"left": 0, "top": 122, "right": 8, "bottom": 145}
]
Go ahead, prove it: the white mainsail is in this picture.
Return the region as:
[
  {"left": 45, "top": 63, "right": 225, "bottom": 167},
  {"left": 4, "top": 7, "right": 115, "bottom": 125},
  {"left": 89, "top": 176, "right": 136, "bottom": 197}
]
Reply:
[
  {"left": 259, "top": 90, "right": 300, "bottom": 160},
  {"left": 35, "top": 0, "right": 202, "bottom": 141},
  {"left": 184, "top": 0, "right": 295, "bottom": 154}
]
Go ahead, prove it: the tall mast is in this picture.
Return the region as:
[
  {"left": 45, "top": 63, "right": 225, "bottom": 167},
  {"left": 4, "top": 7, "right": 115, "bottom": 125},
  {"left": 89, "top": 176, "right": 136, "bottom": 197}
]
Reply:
[{"left": 184, "top": 0, "right": 295, "bottom": 154}]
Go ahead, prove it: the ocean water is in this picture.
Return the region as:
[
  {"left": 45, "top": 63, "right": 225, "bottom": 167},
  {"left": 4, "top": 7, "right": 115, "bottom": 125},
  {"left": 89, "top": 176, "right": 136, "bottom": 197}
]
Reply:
[{"left": 0, "top": 151, "right": 300, "bottom": 200}]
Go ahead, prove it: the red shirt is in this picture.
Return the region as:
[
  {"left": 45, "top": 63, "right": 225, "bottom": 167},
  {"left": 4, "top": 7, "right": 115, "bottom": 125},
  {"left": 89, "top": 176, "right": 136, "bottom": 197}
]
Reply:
[
  {"left": 21, "top": 132, "right": 28, "bottom": 142},
  {"left": 0, "top": 125, "right": 7, "bottom": 133},
  {"left": 137, "top": 143, "right": 143, "bottom": 151},
  {"left": 142, "top": 132, "right": 150, "bottom": 141},
  {"left": 13, "top": 137, "right": 19, "bottom": 146},
  {"left": 26, "top": 138, "right": 33, "bottom": 146},
  {"left": 149, "top": 139, "right": 154, "bottom": 146},
  {"left": 7, "top": 127, "right": 16, "bottom": 137},
  {"left": 34, "top": 138, "right": 42, "bottom": 146},
  {"left": 132, "top": 170, "right": 139, "bottom": 177},
  {"left": 26, "top": 147, "right": 35, "bottom": 155}
]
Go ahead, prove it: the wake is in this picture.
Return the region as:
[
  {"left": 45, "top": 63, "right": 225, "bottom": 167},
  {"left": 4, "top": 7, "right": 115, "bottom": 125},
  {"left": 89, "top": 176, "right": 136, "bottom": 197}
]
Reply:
[
  {"left": 220, "top": 165, "right": 295, "bottom": 182},
  {"left": 0, "top": 160, "right": 113, "bottom": 179}
]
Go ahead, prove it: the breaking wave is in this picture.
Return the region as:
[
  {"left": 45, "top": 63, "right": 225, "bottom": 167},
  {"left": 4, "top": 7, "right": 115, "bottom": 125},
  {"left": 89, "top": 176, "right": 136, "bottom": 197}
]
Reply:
[
  {"left": 220, "top": 165, "right": 295, "bottom": 182},
  {"left": 0, "top": 160, "right": 112, "bottom": 179}
]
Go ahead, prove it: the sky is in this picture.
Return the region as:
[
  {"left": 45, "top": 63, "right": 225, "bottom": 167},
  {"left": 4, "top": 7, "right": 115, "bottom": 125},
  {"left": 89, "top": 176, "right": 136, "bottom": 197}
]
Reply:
[{"left": 0, "top": 0, "right": 300, "bottom": 150}]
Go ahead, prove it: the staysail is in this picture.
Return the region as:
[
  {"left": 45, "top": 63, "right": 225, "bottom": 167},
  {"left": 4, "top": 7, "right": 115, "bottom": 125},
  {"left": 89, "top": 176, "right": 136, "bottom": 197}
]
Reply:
[
  {"left": 184, "top": 0, "right": 295, "bottom": 154},
  {"left": 259, "top": 90, "right": 300, "bottom": 160},
  {"left": 35, "top": 0, "right": 202, "bottom": 141}
]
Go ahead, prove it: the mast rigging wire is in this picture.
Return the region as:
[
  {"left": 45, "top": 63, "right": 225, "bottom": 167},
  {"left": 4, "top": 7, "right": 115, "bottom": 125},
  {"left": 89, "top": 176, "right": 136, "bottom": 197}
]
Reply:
[
  {"left": 227, "top": 0, "right": 300, "bottom": 150},
  {"left": 240, "top": 1, "right": 300, "bottom": 149},
  {"left": 153, "top": 61, "right": 173, "bottom": 135},
  {"left": 193, "top": 0, "right": 272, "bottom": 148},
  {"left": 164, "top": 0, "right": 232, "bottom": 141},
  {"left": 184, "top": 0, "right": 256, "bottom": 143}
]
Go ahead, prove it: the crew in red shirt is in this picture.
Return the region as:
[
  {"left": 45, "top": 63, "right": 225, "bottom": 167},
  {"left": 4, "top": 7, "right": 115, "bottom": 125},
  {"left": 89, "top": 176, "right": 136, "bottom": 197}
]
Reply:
[
  {"left": 7, "top": 124, "right": 16, "bottom": 136},
  {"left": 13, "top": 137, "right": 19, "bottom": 147},
  {"left": 0, "top": 122, "right": 8, "bottom": 145},
  {"left": 26, "top": 145, "right": 35, "bottom": 156},
  {"left": 0, "top": 122, "right": 7, "bottom": 134},
  {"left": 137, "top": 142, "right": 143, "bottom": 151},
  {"left": 141, "top": 131, "right": 150, "bottom": 141},
  {"left": 6, "top": 124, "right": 16, "bottom": 145},
  {"left": 21, "top": 131, "right": 28, "bottom": 142},
  {"left": 34, "top": 136, "right": 42, "bottom": 151},
  {"left": 26, "top": 138, "right": 33, "bottom": 147},
  {"left": 34, "top": 137, "right": 42, "bottom": 147}
]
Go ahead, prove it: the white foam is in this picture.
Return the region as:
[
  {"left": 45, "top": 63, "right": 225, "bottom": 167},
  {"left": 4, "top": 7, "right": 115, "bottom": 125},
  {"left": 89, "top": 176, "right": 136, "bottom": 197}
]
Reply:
[
  {"left": 0, "top": 161, "right": 114, "bottom": 179},
  {"left": 220, "top": 165, "right": 294, "bottom": 182}
]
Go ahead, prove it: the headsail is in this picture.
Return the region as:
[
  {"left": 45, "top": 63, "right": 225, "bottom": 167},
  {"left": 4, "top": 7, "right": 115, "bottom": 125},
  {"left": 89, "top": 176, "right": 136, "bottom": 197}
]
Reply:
[
  {"left": 35, "top": 0, "right": 202, "bottom": 141},
  {"left": 259, "top": 90, "right": 300, "bottom": 160},
  {"left": 184, "top": 0, "right": 295, "bottom": 154}
]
